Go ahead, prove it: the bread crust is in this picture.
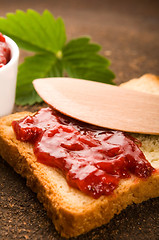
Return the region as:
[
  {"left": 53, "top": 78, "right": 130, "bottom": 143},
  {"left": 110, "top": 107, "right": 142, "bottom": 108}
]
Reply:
[{"left": 0, "top": 74, "right": 159, "bottom": 238}]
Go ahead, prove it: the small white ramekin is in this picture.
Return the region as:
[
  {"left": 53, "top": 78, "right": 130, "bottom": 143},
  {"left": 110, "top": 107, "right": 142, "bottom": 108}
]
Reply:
[{"left": 0, "top": 35, "right": 19, "bottom": 117}]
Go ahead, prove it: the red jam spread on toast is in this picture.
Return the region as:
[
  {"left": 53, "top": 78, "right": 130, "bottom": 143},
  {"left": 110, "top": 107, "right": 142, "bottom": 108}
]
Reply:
[
  {"left": 12, "top": 107, "right": 154, "bottom": 198},
  {"left": 0, "top": 33, "right": 11, "bottom": 68}
]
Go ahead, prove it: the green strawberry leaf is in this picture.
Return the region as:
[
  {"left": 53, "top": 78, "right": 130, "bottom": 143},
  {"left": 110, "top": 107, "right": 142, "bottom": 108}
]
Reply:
[
  {"left": 16, "top": 53, "right": 63, "bottom": 105},
  {"left": 63, "top": 37, "right": 115, "bottom": 84},
  {"left": 0, "top": 10, "right": 115, "bottom": 106},
  {"left": 0, "top": 9, "right": 66, "bottom": 53}
]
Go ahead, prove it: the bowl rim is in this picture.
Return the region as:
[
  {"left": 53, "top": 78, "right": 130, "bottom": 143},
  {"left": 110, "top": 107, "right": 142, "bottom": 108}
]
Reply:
[{"left": 0, "top": 35, "right": 19, "bottom": 71}]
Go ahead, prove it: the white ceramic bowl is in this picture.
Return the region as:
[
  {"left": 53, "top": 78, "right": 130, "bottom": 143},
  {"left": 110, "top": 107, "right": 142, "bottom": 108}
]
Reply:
[{"left": 0, "top": 35, "right": 19, "bottom": 117}]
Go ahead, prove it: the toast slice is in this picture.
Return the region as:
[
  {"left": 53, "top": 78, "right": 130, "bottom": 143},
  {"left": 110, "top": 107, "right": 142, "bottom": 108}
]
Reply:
[{"left": 0, "top": 74, "right": 159, "bottom": 238}]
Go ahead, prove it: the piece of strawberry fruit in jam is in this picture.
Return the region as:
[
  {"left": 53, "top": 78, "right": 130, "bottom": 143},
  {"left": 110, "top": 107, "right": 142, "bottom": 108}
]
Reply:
[
  {"left": 0, "top": 33, "right": 11, "bottom": 66},
  {"left": 0, "top": 33, "right": 5, "bottom": 42}
]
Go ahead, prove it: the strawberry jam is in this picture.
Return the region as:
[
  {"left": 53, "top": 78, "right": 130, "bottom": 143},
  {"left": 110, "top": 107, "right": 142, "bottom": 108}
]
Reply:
[
  {"left": 12, "top": 107, "right": 154, "bottom": 198},
  {"left": 0, "top": 33, "right": 11, "bottom": 68}
]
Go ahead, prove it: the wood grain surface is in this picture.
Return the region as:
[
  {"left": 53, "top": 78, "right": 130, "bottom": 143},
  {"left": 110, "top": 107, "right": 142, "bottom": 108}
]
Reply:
[
  {"left": 0, "top": 0, "right": 159, "bottom": 239},
  {"left": 33, "top": 77, "right": 159, "bottom": 134}
]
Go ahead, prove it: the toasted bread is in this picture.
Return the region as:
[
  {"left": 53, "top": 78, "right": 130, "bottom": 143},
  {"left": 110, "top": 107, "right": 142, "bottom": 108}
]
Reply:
[{"left": 0, "top": 74, "right": 159, "bottom": 238}]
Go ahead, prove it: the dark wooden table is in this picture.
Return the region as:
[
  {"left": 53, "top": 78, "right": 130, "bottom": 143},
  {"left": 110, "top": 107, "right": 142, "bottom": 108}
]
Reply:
[{"left": 0, "top": 0, "right": 159, "bottom": 239}]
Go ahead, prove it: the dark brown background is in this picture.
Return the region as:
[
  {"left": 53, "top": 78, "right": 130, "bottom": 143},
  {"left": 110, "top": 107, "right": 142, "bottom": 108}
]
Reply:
[{"left": 0, "top": 0, "right": 159, "bottom": 239}]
